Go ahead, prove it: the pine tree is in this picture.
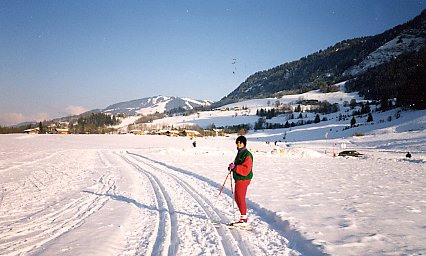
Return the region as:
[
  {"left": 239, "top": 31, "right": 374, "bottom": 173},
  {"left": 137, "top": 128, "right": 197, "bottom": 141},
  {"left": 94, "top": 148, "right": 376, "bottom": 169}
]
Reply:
[
  {"left": 350, "top": 99, "right": 357, "bottom": 109},
  {"left": 295, "top": 105, "right": 302, "bottom": 112},
  {"left": 314, "top": 114, "right": 321, "bottom": 123},
  {"left": 350, "top": 116, "right": 357, "bottom": 127},
  {"left": 38, "top": 122, "right": 43, "bottom": 134},
  {"left": 367, "top": 113, "right": 373, "bottom": 122},
  {"left": 284, "top": 121, "right": 290, "bottom": 128}
]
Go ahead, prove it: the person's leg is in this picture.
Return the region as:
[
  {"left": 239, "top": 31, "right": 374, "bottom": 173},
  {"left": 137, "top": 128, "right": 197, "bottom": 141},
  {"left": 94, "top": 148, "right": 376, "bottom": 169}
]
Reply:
[
  {"left": 234, "top": 182, "right": 240, "bottom": 211},
  {"left": 235, "top": 180, "right": 250, "bottom": 220}
]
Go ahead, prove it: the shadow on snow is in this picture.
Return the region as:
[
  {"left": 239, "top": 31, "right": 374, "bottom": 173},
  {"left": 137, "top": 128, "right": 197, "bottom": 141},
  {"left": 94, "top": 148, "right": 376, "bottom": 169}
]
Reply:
[
  {"left": 82, "top": 190, "right": 207, "bottom": 221},
  {"left": 127, "top": 151, "right": 330, "bottom": 256}
]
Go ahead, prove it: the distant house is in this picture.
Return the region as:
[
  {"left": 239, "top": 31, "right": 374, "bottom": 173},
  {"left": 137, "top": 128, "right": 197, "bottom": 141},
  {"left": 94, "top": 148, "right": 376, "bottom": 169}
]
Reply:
[
  {"left": 24, "top": 128, "right": 40, "bottom": 134},
  {"left": 183, "top": 130, "right": 201, "bottom": 138},
  {"left": 55, "top": 128, "right": 69, "bottom": 134},
  {"left": 158, "top": 129, "right": 179, "bottom": 137},
  {"left": 212, "top": 128, "right": 225, "bottom": 137},
  {"left": 129, "top": 129, "right": 144, "bottom": 135}
]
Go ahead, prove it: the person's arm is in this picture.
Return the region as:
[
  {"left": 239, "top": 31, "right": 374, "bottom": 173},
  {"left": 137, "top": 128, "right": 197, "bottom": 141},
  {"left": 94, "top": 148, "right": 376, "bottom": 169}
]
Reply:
[{"left": 235, "top": 156, "right": 252, "bottom": 176}]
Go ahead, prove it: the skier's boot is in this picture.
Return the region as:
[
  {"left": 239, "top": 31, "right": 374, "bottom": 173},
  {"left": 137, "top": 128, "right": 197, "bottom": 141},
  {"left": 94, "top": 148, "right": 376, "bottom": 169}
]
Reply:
[{"left": 230, "top": 215, "right": 248, "bottom": 227}]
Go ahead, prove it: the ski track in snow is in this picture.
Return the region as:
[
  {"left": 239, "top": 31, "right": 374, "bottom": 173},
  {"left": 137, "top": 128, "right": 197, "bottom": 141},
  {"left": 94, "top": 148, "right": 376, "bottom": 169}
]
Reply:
[
  {"left": 124, "top": 151, "right": 320, "bottom": 256},
  {"left": 118, "top": 153, "right": 179, "bottom": 256},
  {"left": 0, "top": 146, "right": 303, "bottom": 255},
  {"left": 124, "top": 151, "right": 250, "bottom": 256},
  {"left": 0, "top": 150, "right": 116, "bottom": 255},
  {"left": 0, "top": 149, "right": 71, "bottom": 174}
]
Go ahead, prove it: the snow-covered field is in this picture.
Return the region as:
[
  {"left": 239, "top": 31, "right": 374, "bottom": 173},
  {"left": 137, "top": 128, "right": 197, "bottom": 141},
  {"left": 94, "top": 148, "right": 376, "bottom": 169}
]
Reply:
[{"left": 1, "top": 121, "right": 425, "bottom": 255}]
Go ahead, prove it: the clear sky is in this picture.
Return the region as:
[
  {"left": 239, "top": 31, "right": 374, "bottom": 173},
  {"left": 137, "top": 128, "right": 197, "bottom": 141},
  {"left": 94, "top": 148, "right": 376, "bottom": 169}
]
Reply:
[{"left": 1, "top": 0, "right": 425, "bottom": 126}]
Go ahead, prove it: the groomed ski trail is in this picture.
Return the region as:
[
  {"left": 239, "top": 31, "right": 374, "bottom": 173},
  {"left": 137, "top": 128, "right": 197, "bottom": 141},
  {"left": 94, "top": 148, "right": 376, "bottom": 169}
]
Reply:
[
  {"left": 0, "top": 147, "right": 318, "bottom": 256},
  {"left": 123, "top": 151, "right": 251, "bottom": 256},
  {"left": 0, "top": 151, "right": 116, "bottom": 255},
  {"left": 119, "top": 153, "right": 179, "bottom": 256},
  {"left": 125, "top": 151, "right": 301, "bottom": 256}
]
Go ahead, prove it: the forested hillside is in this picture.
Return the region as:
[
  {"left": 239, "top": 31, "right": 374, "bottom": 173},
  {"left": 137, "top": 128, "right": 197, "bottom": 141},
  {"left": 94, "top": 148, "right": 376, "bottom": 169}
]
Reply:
[{"left": 216, "top": 10, "right": 425, "bottom": 109}]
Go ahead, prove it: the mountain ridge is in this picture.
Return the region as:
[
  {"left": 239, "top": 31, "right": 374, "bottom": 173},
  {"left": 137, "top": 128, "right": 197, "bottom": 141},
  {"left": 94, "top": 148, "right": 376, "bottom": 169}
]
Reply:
[
  {"left": 215, "top": 9, "right": 426, "bottom": 107},
  {"left": 102, "top": 95, "right": 213, "bottom": 116}
]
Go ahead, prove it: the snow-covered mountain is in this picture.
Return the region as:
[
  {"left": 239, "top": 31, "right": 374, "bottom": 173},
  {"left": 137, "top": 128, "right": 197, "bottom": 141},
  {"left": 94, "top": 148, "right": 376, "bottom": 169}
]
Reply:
[
  {"left": 343, "top": 26, "right": 425, "bottom": 77},
  {"left": 112, "top": 82, "right": 423, "bottom": 144},
  {"left": 102, "top": 96, "right": 213, "bottom": 116},
  {"left": 218, "top": 10, "right": 426, "bottom": 105}
]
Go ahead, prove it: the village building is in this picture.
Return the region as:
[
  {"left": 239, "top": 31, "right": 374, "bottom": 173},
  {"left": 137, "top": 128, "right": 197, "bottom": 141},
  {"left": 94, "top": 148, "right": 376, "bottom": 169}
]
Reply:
[
  {"left": 182, "top": 130, "right": 201, "bottom": 137},
  {"left": 55, "top": 128, "right": 69, "bottom": 134},
  {"left": 158, "top": 129, "right": 179, "bottom": 137},
  {"left": 129, "top": 129, "right": 144, "bottom": 135},
  {"left": 24, "top": 128, "right": 40, "bottom": 134}
]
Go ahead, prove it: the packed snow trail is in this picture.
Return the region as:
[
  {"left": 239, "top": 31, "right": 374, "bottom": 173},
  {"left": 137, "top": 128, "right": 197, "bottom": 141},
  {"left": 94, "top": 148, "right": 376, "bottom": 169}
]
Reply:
[
  {"left": 127, "top": 151, "right": 327, "bottom": 255},
  {"left": 0, "top": 150, "right": 116, "bottom": 255},
  {"left": 0, "top": 147, "right": 303, "bottom": 255},
  {"left": 119, "top": 153, "right": 180, "bottom": 255},
  {"left": 123, "top": 151, "right": 252, "bottom": 256},
  {"left": 125, "top": 151, "right": 322, "bottom": 256}
]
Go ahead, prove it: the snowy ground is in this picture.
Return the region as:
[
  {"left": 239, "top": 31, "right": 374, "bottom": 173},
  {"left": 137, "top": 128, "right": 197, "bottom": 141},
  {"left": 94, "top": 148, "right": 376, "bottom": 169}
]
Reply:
[{"left": 1, "top": 124, "right": 425, "bottom": 255}]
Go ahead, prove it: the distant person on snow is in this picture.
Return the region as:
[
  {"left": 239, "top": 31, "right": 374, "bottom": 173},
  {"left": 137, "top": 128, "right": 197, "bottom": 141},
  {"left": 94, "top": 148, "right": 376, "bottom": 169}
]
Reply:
[
  {"left": 406, "top": 152, "right": 411, "bottom": 158},
  {"left": 228, "top": 135, "right": 253, "bottom": 227}
]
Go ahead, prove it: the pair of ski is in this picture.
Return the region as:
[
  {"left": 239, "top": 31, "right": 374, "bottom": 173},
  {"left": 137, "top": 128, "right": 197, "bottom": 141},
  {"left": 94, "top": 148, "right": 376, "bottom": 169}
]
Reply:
[
  {"left": 212, "top": 170, "right": 253, "bottom": 230},
  {"left": 212, "top": 221, "right": 253, "bottom": 230}
]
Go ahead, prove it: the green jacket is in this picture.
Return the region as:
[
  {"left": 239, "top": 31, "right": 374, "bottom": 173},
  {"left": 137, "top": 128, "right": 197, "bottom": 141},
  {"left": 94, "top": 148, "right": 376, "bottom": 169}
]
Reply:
[{"left": 233, "top": 148, "right": 253, "bottom": 181}]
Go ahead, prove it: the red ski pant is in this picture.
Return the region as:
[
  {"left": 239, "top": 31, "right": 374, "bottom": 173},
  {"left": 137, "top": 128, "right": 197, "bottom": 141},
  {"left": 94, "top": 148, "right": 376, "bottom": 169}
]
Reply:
[{"left": 234, "top": 180, "right": 251, "bottom": 216}]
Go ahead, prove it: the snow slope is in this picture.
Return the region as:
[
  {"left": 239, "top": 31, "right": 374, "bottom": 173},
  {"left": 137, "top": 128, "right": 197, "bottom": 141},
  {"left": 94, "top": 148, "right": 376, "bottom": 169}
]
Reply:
[
  {"left": 103, "top": 96, "right": 212, "bottom": 116},
  {"left": 122, "top": 85, "right": 362, "bottom": 131},
  {"left": 140, "top": 86, "right": 425, "bottom": 145},
  {"left": 343, "top": 28, "right": 426, "bottom": 77},
  {"left": 0, "top": 125, "right": 425, "bottom": 255}
]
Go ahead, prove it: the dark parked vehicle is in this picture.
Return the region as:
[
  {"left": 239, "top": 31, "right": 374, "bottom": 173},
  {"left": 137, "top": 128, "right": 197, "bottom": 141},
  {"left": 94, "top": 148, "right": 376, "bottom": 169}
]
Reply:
[{"left": 338, "top": 150, "right": 363, "bottom": 157}]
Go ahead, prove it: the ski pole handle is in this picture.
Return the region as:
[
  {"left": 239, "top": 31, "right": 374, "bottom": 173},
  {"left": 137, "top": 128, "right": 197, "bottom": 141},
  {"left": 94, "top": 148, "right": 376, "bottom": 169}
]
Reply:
[{"left": 228, "top": 163, "right": 235, "bottom": 171}]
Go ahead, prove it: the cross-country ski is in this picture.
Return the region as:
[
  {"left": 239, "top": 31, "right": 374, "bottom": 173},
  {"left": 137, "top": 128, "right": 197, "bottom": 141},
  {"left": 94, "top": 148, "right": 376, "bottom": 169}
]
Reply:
[{"left": 213, "top": 222, "right": 254, "bottom": 231}]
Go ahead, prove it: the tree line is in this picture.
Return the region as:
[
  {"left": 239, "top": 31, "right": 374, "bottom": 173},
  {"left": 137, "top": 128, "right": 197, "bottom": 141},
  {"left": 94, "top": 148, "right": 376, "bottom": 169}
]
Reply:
[
  {"left": 346, "top": 46, "right": 426, "bottom": 109},
  {"left": 69, "top": 113, "right": 120, "bottom": 134}
]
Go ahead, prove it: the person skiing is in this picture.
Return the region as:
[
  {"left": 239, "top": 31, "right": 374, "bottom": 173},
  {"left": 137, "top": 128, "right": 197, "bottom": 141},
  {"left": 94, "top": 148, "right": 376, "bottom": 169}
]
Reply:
[{"left": 228, "top": 135, "right": 253, "bottom": 226}]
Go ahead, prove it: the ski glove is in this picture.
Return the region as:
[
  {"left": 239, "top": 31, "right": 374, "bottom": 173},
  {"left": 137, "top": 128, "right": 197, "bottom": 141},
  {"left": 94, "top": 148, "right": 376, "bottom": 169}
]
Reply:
[{"left": 228, "top": 163, "right": 235, "bottom": 171}]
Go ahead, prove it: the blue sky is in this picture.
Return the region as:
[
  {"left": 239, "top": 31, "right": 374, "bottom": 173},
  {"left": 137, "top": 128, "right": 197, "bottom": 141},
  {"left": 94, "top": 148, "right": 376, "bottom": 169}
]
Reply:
[{"left": 1, "top": 0, "right": 425, "bottom": 125}]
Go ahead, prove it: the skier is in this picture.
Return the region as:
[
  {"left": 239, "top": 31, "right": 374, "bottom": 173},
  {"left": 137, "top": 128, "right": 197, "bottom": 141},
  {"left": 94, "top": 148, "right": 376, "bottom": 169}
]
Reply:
[{"left": 228, "top": 135, "right": 253, "bottom": 227}]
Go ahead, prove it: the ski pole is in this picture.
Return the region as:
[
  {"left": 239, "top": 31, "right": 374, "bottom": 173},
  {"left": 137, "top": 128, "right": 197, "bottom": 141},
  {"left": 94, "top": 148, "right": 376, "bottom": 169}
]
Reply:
[
  {"left": 213, "top": 171, "right": 231, "bottom": 208},
  {"left": 230, "top": 170, "right": 235, "bottom": 219}
]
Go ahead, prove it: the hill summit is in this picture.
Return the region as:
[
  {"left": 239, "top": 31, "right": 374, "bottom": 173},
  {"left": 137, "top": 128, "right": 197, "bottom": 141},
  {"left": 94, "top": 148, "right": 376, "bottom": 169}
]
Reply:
[{"left": 102, "top": 96, "right": 213, "bottom": 116}]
